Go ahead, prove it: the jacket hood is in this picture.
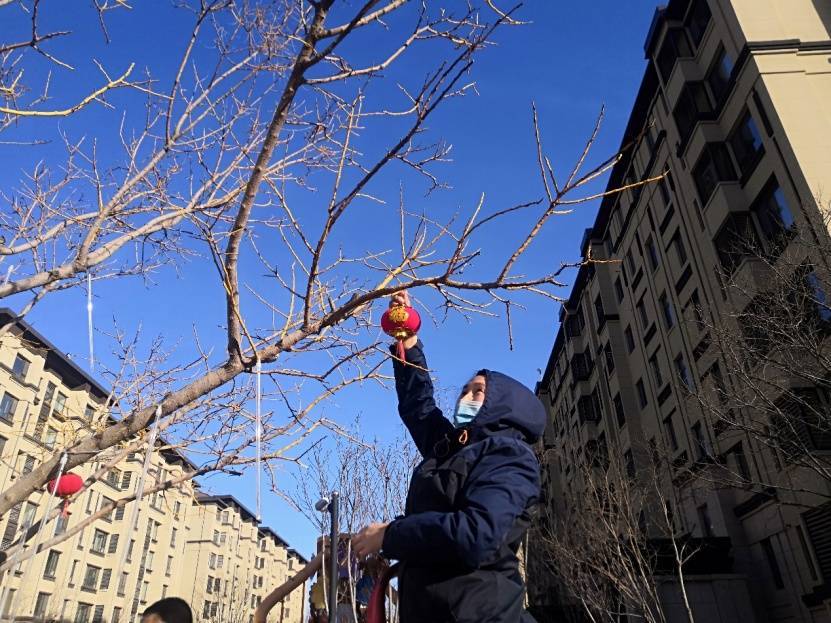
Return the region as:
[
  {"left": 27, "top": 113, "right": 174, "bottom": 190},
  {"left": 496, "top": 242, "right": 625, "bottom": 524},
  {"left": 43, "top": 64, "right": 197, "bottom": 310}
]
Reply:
[{"left": 469, "top": 369, "right": 546, "bottom": 444}]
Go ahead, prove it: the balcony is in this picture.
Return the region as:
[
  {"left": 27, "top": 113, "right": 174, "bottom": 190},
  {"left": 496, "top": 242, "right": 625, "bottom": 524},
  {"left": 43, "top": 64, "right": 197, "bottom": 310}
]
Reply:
[
  {"left": 730, "top": 256, "right": 773, "bottom": 299},
  {"left": 665, "top": 58, "right": 702, "bottom": 110},
  {"left": 570, "top": 352, "right": 594, "bottom": 383},
  {"left": 702, "top": 182, "right": 746, "bottom": 235},
  {"left": 684, "top": 120, "right": 723, "bottom": 165}
]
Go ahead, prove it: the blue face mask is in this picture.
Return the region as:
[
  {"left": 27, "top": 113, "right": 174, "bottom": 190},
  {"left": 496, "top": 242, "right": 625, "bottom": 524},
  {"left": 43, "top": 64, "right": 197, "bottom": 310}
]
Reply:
[{"left": 453, "top": 400, "right": 483, "bottom": 428}]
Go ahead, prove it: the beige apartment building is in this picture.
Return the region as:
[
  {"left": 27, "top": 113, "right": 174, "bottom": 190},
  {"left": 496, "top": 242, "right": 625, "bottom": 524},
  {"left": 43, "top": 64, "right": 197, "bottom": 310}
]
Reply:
[
  {"left": 183, "top": 495, "right": 306, "bottom": 623},
  {"left": 528, "top": 1, "right": 831, "bottom": 622},
  {"left": 0, "top": 309, "right": 307, "bottom": 623}
]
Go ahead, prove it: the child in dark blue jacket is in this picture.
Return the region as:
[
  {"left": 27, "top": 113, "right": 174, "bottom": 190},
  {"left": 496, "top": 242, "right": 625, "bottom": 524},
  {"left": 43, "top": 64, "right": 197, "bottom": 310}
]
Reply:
[{"left": 353, "top": 291, "right": 544, "bottom": 623}]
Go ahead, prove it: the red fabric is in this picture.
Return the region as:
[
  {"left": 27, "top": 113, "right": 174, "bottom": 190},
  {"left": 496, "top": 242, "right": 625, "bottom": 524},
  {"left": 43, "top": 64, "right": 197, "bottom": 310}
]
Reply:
[{"left": 365, "top": 564, "right": 398, "bottom": 623}]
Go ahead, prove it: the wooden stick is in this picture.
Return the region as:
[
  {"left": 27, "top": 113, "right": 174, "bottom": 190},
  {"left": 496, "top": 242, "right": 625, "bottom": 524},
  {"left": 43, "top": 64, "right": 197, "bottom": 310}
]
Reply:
[{"left": 254, "top": 553, "right": 323, "bottom": 623}]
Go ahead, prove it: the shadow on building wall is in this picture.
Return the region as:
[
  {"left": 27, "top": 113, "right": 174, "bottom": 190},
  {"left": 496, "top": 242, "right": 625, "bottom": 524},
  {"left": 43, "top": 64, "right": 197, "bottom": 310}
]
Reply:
[{"left": 812, "top": 0, "right": 831, "bottom": 38}]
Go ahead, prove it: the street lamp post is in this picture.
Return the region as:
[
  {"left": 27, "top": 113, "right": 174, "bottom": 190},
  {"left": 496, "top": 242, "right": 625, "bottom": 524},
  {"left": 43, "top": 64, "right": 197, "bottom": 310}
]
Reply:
[{"left": 316, "top": 491, "right": 340, "bottom": 622}]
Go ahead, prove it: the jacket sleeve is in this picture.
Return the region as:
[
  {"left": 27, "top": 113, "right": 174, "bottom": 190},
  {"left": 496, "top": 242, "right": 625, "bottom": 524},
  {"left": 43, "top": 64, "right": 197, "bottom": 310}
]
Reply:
[
  {"left": 391, "top": 339, "right": 455, "bottom": 458},
  {"left": 381, "top": 438, "right": 540, "bottom": 567}
]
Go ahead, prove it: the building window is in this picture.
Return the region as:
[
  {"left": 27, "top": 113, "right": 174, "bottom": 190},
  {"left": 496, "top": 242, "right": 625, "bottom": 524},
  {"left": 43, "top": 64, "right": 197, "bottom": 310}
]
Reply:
[
  {"left": 84, "top": 405, "right": 96, "bottom": 422},
  {"left": 760, "top": 538, "right": 785, "bottom": 589},
  {"left": 92, "top": 605, "right": 104, "bottom": 623},
  {"left": 108, "top": 534, "right": 119, "bottom": 555},
  {"left": 706, "top": 46, "right": 735, "bottom": 104},
  {"left": 75, "top": 603, "right": 92, "bottom": 623},
  {"left": 692, "top": 422, "right": 707, "bottom": 460},
  {"left": 171, "top": 527, "right": 178, "bottom": 548},
  {"left": 625, "top": 250, "right": 636, "bottom": 276},
  {"left": 795, "top": 525, "right": 818, "bottom": 581},
  {"left": 208, "top": 553, "right": 216, "bottom": 569},
  {"left": 675, "top": 353, "right": 693, "bottom": 390},
  {"left": 604, "top": 343, "right": 615, "bottom": 374},
  {"left": 0, "top": 392, "right": 18, "bottom": 423},
  {"left": 577, "top": 391, "right": 602, "bottom": 424},
  {"left": 728, "top": 109, "right": 764, "bottom": 178},
  {"left": 0, "top": 434, "right": 6, "bottom": 460},
  {"left": 614, "top": 277, "right": 624, "bottom": 303},
  {"left": 594, "top": 294, "right": 606, "bottom": 329},
  {"left": 141, "top": 581, "right": 149, "bottom": 602},
  {"left": 624, "top": 450, "right": 636, "bottom": 478},
  {"left": 806, "top": 272, "right": 831, "bottom": 323},
  {"left": 79, "top": 565, "right": 99, "bottom": 593},
  {"left": 53, "top": 392, "right": 67, "bottom": 417},
  {"left": 649, "top": 354, "right": 664, "bottom": 387},
  {"left": 672, "top": 232, "right": 688, "bottom": 266},
  {"left": 565, "top": 308, "right": 586, "bottom": 338},
  {"left": 206, "top": 576, "right": 214, "bottom": 594},
  {"left": 114, "top": 505, "right": 125, "bottom": 521},
  {"left": 43, "top": 550, "right": 60, "bottom": 579},
  {"left": 91, "top": 529, "right": 108, "bottom": 555},
  {"left": 99, "top": 568, "right": 112, "bottom": 590},
  {"left": 111, "top": 607, "right": 122, "bottom": 623},
  {"left": 11, "top": 355, "right": 30, "bottom": 382},
  {"left": 660, "top": 293, "right": 676, "bottom": 329},
  {"left": 21, "top": 453, "right": 35, "bottom": 475},
  {"left": 697, "top": 504, "right": 713, "bottom": 537},
  {"left": 165, "top": 556, "right": 173, "bottom": 576},
  {"left": 688, "top": 289, "right": 704, "bottom": 330},
  {"left": 613, "top": 393, "right": 626, "bottom": 428},
  {"left": 664, "top": 414, "right": 679, "bottom": 451},
  {"left": 126, "top": 539, "right": 134, "bottom": 562},
  {"left": 686, "top": 0, "right": 712, "bottom": 47},
  {"left": 656, "top": 27, "right": 693, "bottom": 82},
  {"left": 120, "top": 471, "right": 131, "bottom": 490},
  {"left": 625, "top": 326, "right": 636, "bottom": 353},
  {"left": 34, "top": 592, "right": 50, "bottom": 618},
  {"left": 68, "top": 560, "right": 78, "bottom": 586},
  {"left": 714, "top": 213, "right": 758, "bottom": 275},
  {"left": 104, "top": 469, "right": 120, "bottom": 489},
  {"left": 44, "top": 427, "right": 58, "bottom": 449},
  {"left": 751, "top": 177, "right": 795, "bottom": 248},
  {"left": 693, "top": 143, "right": 736, "bottom": 204},
  {"left": 646, "top": 237, "right": 659, "bottom": 271},
  {"left": 117, "top": 572, "right": 128, "bottom": 596},
  {"left": 637, "top": 379, "right": 648, "bottom": 408},
  {"left": 673, "top": 81, "right": 713, "bottom": 141},
  {"left": 637, "top": 299, "right": 648, "bottom": 328},
  {"left": 730, "top": 443, "right": 751, "bottom": 480}
]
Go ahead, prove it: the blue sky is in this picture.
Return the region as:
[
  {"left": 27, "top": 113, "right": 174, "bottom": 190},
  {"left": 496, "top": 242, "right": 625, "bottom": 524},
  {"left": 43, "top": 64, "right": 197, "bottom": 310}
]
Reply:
[{"left": 2, "top": 0, "right": 660, "bottom": 557}]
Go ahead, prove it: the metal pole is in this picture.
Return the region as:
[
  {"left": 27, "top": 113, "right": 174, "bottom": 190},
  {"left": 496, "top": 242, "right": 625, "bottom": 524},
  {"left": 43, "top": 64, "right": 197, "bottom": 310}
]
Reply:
[{"left": 328, "top": 491, "right": 339, "bottom": 623}]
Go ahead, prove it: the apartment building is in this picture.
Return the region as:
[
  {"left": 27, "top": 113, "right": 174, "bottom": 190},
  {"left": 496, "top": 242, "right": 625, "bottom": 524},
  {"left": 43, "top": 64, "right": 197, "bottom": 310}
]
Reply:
[
  {"left": 0, "top": 309, "right": 307, "bottom": 623},
  {"left": 528, "top": 1, "right": 831, "bottom": 622},
  {"left": 183, "top": 495, "right": 306, "bottom": 623}
]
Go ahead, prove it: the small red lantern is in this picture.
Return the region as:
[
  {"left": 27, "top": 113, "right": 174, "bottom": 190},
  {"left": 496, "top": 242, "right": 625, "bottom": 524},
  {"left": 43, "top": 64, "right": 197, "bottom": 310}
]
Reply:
[
  {"left": 381, "top": 304, "right": 421, "bottom": 363},
  {"left": 46, "top": 472, "right": 84, "bottom": 517}
]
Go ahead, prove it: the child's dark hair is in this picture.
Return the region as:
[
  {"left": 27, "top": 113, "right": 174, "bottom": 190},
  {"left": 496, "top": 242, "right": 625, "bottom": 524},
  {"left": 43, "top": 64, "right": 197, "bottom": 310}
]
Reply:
[{"left": 143, "top": 598, "right": 193, "bottom": 623}]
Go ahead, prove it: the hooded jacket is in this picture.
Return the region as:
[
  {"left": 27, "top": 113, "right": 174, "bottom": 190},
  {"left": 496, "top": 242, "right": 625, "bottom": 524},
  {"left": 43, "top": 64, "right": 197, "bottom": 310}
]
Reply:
[{"left": 382, "top": 340, "right": 545, "bottom": 623}]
